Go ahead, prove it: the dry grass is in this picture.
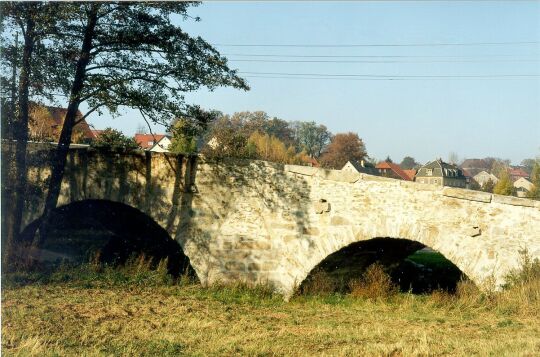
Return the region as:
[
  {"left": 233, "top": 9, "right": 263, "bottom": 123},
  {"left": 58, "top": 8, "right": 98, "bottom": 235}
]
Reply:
[
  {"left": 348, "top": 263, "right": 398, "bottom": 299},
  {"left": 2, "top": 256, "right": 540, "bottom": 356}
]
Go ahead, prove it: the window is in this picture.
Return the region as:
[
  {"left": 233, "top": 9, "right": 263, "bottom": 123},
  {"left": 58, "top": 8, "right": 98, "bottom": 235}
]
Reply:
[
  {"left": 148, "top": 141, "right": 153, "bottom": 146},
  {"left": 427, "top": 169, "right": 433, "bottom": 176}
]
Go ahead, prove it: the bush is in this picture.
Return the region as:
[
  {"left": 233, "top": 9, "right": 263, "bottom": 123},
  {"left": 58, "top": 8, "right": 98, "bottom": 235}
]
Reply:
[
  {"left": 504, "top": 249, "right": 540, "bottom": 288},
  {"left": 349, "top": 263, "right": 397, "bottom": 299},
  {"left": 297, "top": 269, "right": 338, "bottom": 296}
]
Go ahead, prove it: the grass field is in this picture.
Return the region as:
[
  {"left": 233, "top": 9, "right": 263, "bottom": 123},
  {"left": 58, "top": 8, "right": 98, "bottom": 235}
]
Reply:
[{"left": 2, "top": 257, "right": 540, "bottom": 356}]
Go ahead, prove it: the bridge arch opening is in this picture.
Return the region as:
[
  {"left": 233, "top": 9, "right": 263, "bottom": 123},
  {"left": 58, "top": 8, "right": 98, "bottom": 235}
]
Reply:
[
  {"left": 298, "top": 237, "right": 469, "bottom": 295},
  {"left": 20, "top": 199, "right": 194, "bottom": 277}
]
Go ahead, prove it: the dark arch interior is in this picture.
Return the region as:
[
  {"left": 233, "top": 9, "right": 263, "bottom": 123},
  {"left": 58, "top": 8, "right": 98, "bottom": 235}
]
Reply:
[
  {"left": 299, "top": 237, "right": 467, "bottom": 295},
  {"left": 20, "top": 200, "right": 194, "bottom": 277}
]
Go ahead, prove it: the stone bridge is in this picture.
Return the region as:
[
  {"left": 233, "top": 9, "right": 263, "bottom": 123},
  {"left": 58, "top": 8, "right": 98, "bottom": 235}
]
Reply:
[{"left": 9, "top": 144, "right": 540, "bottom": 296}]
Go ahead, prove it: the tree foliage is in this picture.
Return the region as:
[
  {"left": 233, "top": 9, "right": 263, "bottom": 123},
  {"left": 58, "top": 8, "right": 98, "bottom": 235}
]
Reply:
[
  {"left": 527, "top": 161, "right": 540, "bottom": 200},
  {"left": 493, "top": 171, "right": 515, "bottom": 196},
  {"left": 319, "top": 132, "right": 367, "bottom": 169},
  {"left": 400, "top": 156, "right": 419, "bottom": 170},
  {"left": 90, "top": 127, "right": 139, "bottom": 151},
  {"left": 481, "top": 178, "right": 495, "bottom": 193},
  {"left": 1, "top": 2, "right": 249, "bottom": 250},
  {"left": 247, "top": 131, "right": 299, "bottom": 164},
  {"left": 295, "top": 121, "right": 332, "bottom": 158}
]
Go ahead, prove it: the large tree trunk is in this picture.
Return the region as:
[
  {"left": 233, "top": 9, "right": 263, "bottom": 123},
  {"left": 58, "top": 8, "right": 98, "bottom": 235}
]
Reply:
[
  {"left": 3, "top": 16, "right": 36, "bottom": 268},
  {"left": 33, "top": 5, "right": 99, "bottom": 248}
]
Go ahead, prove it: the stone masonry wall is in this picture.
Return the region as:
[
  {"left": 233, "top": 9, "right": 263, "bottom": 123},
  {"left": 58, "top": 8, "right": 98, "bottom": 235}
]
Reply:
[{"left": 9, "top": 144, "right": 540, "bottom": 297}]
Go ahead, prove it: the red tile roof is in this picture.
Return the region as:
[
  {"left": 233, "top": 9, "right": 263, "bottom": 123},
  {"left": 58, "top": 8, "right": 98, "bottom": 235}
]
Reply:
[
  {"left": 508, "top": 167, "right": 529, "bottom": 179},
  {"left": 90, "top": 129, "right": 104, "bottom": 139},
  {"left": 375, "top": 161, "right": 412, "bottom": 181},
  {"left": 30, "top": 104, "right": 94, "bottom": 141},
  {"left": 403, "top": 169, "right": 417, "bottom": 181},
  {"left": 134, "top": 133, "right": 167, "bottom": 149}
]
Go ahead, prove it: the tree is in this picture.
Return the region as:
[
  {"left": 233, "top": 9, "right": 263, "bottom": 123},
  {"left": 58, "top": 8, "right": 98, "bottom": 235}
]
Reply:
[
  {"left": 385, "top": 156, "right": 393, "bottom": 163},
  {"left": 520, "top": 158, "right": 537, "bottom": 175},
  {"left": 248, "top": 131, "right": 296, "bottom": 164},
  {"left": 448, "top": 152, "right": 459, "bottom": 165},
  {"left": 400, "top": 156, "right": 419, "bottom": 170},
  {"left": 481, "top": 178, "right": 495, "bottom": 193},
  {"left": 296, "top": 121, "right": 332, "bottom": 158},
  {"left": 527, "top": 161, "right": 540, "bottom": 200},
  {"left": 90, "top": 128, "right": 139, "bottom": 151},
  {"left": 493, "top": 171, "right": 515, "bottom": 196},
  {"left": 16, "top": 3, "right": 249, "bottom": 247},
  {"left": 0, "top": 2, "right": 64, "bottom": 263},
  {"left": 490, "top": 158, "right": 511, "bottom": 179},
  {"left": 169, "top": 109, "right": 218, "bottom": 154},
  {"left": 319, "top": 132, "right": 367, "bottom": 169},
  {"left": 135, "top": 123, "right": 148, "bottom": 134}
]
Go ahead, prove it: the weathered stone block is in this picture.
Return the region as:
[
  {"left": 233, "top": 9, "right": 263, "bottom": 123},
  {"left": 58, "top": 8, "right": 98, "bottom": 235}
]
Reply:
[
  {"left": 315, "top": 169, "right": 361, "bottom": 183},
  {"left": 330, "top": 216, "right": 350, "bottom": 225},
  {"left": 284, "top": 165, "right": 317, "bottom": 176},
  {"left": 314, "top": 199, "right": 331, "bottom": 214},
  {"left": 302, "top": 227, "right": 320, "bottom": 236},
  {"left": 442, "top": 187, "right": 492, "bottom": 203},
  {"left": 224, "top": 261, "right": 245, "bottom": 271},
  {"left": 492, "top": 194, "right": 537, "bottom": 208},
  {"left": 235, "top": 240, "right": 271, "bottom": 250},
  {"left": 468, "top": 226, "right": 482, "bottom": 237}
]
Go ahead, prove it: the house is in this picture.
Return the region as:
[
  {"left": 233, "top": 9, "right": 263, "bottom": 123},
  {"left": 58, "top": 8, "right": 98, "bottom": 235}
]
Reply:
[
  {"left": 28, "top": 104, "right": 94, "bottom": 143},
  {"left": 415, "top": 159, "right": 467, "bottom": 188},
  {"left": 460, "top": 158, "right": 491, "bottom": 177},
  {"left": 342, "top": 160, "right": 379, "bottom": 176},
  {"left": 473, "top": 171, "right": 499, "bottom": 187},
  {"left": 403, "top": 169, "right": 417, "bottom": 181},
  {"left": 149, "top": 136, "right": 172, "bottom": 152},
  {"left": 508, "top": 167, "right": 529, "bottom": 182},
  {"left": 90, "top": 129, "right": 104, "bottom": 139},
  {"left": 375, "top": 161, "right": 412, "bottom": 180},
  {"left": 134, "top": 133, "right": 170, "bottom": 151},
  {"left": 513, "top": 177, "right": 535, "bottom": 198}
]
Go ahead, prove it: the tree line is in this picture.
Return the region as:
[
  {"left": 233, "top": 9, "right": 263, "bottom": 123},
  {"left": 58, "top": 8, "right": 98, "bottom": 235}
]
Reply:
[{"left": 169, "top": 110, "right": 368, "bottom": 169}]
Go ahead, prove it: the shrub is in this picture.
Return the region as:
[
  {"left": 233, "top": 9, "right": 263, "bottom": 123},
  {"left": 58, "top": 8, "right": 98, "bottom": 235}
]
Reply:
[
  {"left": 349, "top": 263, "right": 397, "bottom": 299},
  {"left": 297, "top": 269, "right": 337, "bottom": 296},
  {"left": 504, "top": 249, "right": 540, "bottom": 288}
]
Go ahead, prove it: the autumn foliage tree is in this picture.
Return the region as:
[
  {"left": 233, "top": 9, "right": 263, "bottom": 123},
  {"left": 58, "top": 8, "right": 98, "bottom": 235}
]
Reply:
[
  {"left": 319, "top": 132, "right": 367, "bottom": 169},
  {"left": 247, "top": 131, "right": 298, "bottom": 164},
  {"left": 493, "top": 171, "right": 515, "bottom": 196}
]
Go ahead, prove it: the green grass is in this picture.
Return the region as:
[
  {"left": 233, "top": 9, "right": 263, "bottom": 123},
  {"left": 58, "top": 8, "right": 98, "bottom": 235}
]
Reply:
[
  {"left": 407, "top": 250, "right": 456, "bottom": 270},
  {"left": 2, "top": 256, "right": 540, "bottom": 356}
]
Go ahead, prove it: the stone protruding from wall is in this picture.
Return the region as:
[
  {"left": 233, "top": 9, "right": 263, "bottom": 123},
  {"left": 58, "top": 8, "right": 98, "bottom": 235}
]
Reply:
[{"left": 8, "top": 144, "right": 540, "bottom": 297}]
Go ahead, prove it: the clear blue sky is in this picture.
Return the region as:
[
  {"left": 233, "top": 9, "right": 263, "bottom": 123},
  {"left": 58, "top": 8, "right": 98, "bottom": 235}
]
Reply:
[{"left": 84, "top": 1, "right": 540, "bottom": 165}]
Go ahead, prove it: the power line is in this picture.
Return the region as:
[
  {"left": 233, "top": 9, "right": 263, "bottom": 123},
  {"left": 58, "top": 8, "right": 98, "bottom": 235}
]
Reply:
[
  {"left": 214, "top": 41, "right": 540, "bottom": 48},
  {"left": 243, "top": 75, "right": 538, "bottom": 81},
  {"left": 229, "top": 59, "right": 540, "bottom": 64},
  {"left": 224, "top": 53, "right": 539, "bottom": 59},
  {"left": 239, "top": 71, "right": 540, "bottom": 78}
]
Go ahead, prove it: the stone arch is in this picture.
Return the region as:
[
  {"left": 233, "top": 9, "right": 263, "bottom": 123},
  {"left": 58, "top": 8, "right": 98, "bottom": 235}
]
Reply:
[
  {"left": 20, "top": 199, "right": 194, "bottom": 276},
  {"left": 297, "top": 237, "right": 469, "bottom": 294},
  {"left": 284, "top": 222, "right": 492, "bottom": 296}
]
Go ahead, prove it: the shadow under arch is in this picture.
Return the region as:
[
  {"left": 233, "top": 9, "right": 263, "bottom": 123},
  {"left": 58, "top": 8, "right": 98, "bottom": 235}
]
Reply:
[
  {"left": 20, "top": 199, "right": 194, "bottom": 277},
  {"left": 298, "top": 237, "right": 470, "bottom": 295}
]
